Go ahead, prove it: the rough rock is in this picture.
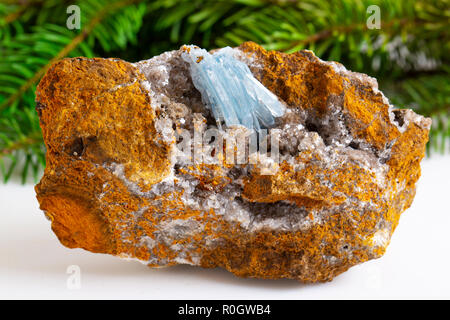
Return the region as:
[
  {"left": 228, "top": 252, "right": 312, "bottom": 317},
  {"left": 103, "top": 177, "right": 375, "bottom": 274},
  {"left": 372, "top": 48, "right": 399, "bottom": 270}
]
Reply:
[{"left": 35, "top": 42, "right": 431, "bottom": 282}]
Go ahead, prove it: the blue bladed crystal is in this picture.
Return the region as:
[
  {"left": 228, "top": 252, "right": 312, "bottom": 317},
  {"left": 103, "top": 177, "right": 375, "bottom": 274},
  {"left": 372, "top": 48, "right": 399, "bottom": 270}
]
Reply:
[{"left": 181, "top": 45, "right": 285, "bottom": 130}]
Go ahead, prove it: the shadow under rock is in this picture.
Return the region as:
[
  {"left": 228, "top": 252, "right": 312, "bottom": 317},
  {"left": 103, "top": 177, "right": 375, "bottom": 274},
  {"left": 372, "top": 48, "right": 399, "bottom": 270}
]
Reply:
[{"left": 149, "top": 264, "right": 310, "bottom": 290}]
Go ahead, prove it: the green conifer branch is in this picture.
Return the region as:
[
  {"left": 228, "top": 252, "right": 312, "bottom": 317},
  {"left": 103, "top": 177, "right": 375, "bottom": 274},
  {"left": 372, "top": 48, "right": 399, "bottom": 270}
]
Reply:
[
  {"left": 0, "top": 0, "right": 448, "bottom": 183},
  {"left": 0, "top": 0, "right": 140, "bottom": 113}
]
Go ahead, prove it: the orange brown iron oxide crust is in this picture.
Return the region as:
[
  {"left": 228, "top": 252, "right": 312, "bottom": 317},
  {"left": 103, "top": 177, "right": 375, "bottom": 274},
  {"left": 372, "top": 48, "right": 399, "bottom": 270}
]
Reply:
[{"left": 35, "top": 42, "right": 430, "bottom": 282}]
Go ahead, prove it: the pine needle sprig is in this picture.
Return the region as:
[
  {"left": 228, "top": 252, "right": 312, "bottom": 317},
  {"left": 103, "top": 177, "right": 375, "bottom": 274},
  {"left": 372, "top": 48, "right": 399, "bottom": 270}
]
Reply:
[{"left": 0, "top": 0, "right": 147, "bottom": 182}]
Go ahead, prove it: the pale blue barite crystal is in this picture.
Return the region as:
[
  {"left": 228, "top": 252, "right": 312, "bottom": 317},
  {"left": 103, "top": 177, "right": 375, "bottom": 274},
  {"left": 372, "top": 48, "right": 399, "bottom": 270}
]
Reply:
[{"left": 181, "top": 45, "right": 285, "bottom": 130}]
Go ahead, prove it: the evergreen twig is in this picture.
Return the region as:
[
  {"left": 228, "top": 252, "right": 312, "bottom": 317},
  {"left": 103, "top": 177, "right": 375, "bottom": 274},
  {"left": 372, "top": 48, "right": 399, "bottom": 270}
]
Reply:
[{"left": 0, "top": 0, "right": 448, "bottom": 183}]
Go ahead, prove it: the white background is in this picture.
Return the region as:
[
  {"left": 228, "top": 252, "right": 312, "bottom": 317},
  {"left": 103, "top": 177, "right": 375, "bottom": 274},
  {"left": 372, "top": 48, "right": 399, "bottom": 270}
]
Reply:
[{"left": 1, "top": 155, "right": 449, "bottom": 299}]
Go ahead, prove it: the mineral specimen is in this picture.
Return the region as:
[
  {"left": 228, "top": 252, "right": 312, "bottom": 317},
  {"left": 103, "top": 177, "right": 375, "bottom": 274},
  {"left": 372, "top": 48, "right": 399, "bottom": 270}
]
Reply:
[{"left": 35, "top": 42, "right": 431, "bottom": 282}]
